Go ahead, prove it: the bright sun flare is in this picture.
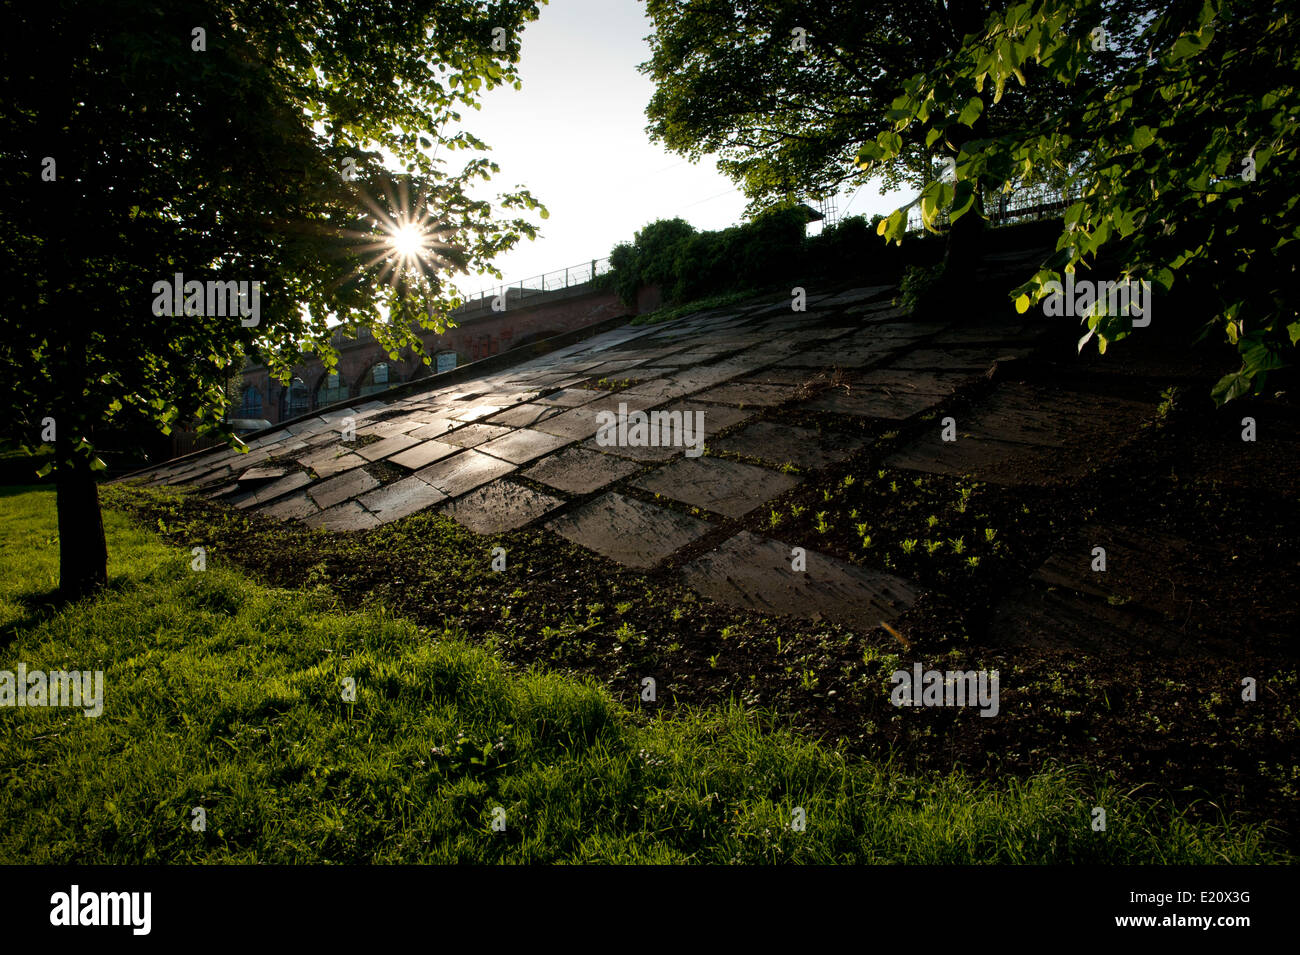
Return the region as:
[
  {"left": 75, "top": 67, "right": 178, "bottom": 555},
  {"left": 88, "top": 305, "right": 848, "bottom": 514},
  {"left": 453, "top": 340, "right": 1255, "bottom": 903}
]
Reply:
[{"left": 390, "top": 223, "right": 425, "bottom": 260}]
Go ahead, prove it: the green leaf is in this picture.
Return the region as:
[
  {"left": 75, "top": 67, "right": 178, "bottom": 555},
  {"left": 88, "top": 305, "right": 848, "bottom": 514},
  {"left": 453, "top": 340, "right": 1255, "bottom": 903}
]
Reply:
[
  {"left": 957, "top": 97, "right": 984, "bottom": 127},
  {"left": 1210, "top": 368, "right": 1254, "bottom": 405},
  {"left": 950, "top": 179, "right": 977, "bottom": 222}
]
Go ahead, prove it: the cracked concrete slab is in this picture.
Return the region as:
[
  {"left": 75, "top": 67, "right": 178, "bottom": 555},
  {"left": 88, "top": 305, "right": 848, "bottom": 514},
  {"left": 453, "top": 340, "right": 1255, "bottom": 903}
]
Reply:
[
  {"left": 440, "top": 423, "right": 514, "bottom": 448},
  {"left": 388, "top": 439, "right": 461, "bottom": 471},
  {"left": 476, "top": 428, "right": 573, "bottom": 465},
  {"left": 522, "top": 446, "right": 642, "bottom": 494},
  {"left": 680, "top": 531, "right": 920, "bottom": 627},
  {"left": 442, "top": 479, "right": 565, "bottom": 534},
  {"left": 358, "top": 475, "right": 447, "bottom": 524},
  {"left": 545, "top": 492, "right": 712, "bottom": 569},
  {"left": 356, "top": 433, "right": 422, "bottom": 461},
  {"left": 632, "top": 456, "right": 799, "bottom": 519},
  {"left": 415, "top": 449, "right": 517, "bottom": 498},
  {"left": 309, "top": 467, "right": 380, "bottom": 510},
  {"left": 304, "top": 500, "right": 379, "bottom": 532},
  {"left": 713, "top": 421, "right": 868, "bottom": 470}
]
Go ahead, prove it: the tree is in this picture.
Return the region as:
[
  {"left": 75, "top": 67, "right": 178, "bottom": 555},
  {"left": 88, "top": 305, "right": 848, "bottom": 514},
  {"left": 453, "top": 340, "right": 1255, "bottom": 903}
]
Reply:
[
  {"left": 639, "top": 0, "right": 1149, "bottom": 273},
  {"left": 863, "top": 0, "right": 1299, "bottom": 401},
  {"left": 0, "top": 0, "right": 547, "bottom": 597}
]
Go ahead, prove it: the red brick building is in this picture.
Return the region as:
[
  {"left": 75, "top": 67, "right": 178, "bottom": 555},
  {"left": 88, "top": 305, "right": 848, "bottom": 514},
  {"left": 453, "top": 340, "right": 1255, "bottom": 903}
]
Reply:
[{"left": 236, "top": 283, "right": 661, "bottom": 425}]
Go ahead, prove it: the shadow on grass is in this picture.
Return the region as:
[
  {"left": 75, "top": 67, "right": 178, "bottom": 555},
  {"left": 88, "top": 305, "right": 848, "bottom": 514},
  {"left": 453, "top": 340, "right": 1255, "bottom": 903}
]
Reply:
[
  {"left": 0, "top": 574, "right": 136, "bottom": 649},
  {"left": 0, "top": 483, "right": 52, "bottom": 499},
  {"left": 0, "top": 586, "right": 62, "bottom": 649}
]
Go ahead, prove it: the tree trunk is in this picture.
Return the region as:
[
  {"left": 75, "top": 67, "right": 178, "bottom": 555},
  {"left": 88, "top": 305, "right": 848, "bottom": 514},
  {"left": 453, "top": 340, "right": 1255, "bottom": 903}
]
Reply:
[
  {"left": 943, "top": 187, "right": 986, "bottom": 280},
  {"left": 55, "top": 439, "right": 107, "bottom": 599}
]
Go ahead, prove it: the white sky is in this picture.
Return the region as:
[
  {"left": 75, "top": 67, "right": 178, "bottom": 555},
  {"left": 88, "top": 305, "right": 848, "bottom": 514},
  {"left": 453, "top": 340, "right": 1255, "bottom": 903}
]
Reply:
[{"left": 447, "top": 0, "right": 909, "bottom": 298}]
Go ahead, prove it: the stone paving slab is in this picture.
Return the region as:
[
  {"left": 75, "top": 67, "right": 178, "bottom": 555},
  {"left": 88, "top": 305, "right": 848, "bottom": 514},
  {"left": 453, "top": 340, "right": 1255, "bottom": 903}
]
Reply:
[
  {"left": 785, "top": 340, "right": 901, "bottom": 369},
  {"left": 257, "top": 490, "right": 320, "bottom": 522},
  {"left": 303, "top": 449, "right": 367, "bottom": 479},
  {"left": 693, "top": 382, "right": 797, "bottom": 408},
  {"left": 713, "top": 421, "right": 868, "bottom": 470},
  {"left": 439, "top": 423, "right": 513, "bottom": 448},
  {"left": 442, "top": 479, "right": 565, "bottom": 534},
  {"left": 476, "top": 428, "right": 573, "bottom": 465},
  {"left": 356, "top": 433, "right": 422, "bottom": 461},
  {"left": 632, "top": 456, "right": 799, "bottom": 519},
  {"left": 231, "top": 471, "right": 311, "bottom": 508},
  {"left": 891, "top": 346, "right": 1033, "bottom": 371},
  {"left": 522, "top": 446, "right": 642, "bottom": 494},
  {"left": 668, "top": 401, "right": 754, "bottom": 436},
  {"left": 885, "top": 433, "right": 1089, "bottom": 485},
  {"left": 358, "top": 419, "right": 422, "bottom": 438},
  {"left": 415, "top": 449, "right": 517, "bottom": 498},
  {"left": 846, "top": 368, "right": 977, "bottom": 394},
  {"left": 485, "top": 402, "right": 565, "bottom": 429},
  {"left": 310, "top": 467, "right": 380, "bottom": 510},
  {"left": 238, "top": 465, "right": 288, "bottom": 482},
  {"left": 581, "top": 436, "right": 682, "bottom": 462},
  {"left": 930, "top": 322, "right": 1051, "bottom": 345},
  {"left": 388, "top": 439, "right": 461, "bottom": 471},
  {"left": 534, "top": 388, "right": 603, "bottom": 407},
  {"left": 531, "top": 395, "right": 626, "bottom": 440},
  {"left": 615, "top": 378, "right": 700, "bottom": 405},
  {"left": 358, "top": 474, "right": 447, "bottom": 524},
  {"left": 445, "top": 403, "right": 503, "bottom": 423},
  {"left": 813, "top": 285, "right": 895, "bottom": 308},
  {"left": 883, "top": 383, "right": 1152, "bottom": 486},
  {"left": 680, "top": 531, "right": 920, "bottom": 627},
  {"left": 805, "top": 387, "right": 949, "bottom": 420},
  {"left": 545, "top": 491, "right": 712, "bottom": 569},
  {"left": 408, "top": 419, "right": 458, "bottom": 440},
  {"left": 956, "top": 384, "right": 1150, "bottom": 448},
  {"left": 304, "top": 500, "right": 380, "bottom": 531}
]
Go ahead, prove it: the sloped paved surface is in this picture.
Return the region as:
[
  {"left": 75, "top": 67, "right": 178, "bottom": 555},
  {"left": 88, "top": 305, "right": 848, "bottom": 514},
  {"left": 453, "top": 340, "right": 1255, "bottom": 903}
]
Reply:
[
  {"left": 884, "top": 382, "right": 1153, "bottom": 486},
  {"left": 127, "top": 278, "right": 1167, "bottom": 629}
]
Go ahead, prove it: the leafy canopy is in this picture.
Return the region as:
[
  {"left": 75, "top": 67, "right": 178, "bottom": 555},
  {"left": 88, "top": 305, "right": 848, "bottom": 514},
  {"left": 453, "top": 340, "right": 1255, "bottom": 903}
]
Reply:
[
  {"left": 640, "top": 0, "right": 1149, "bottom": 213},
  {"left": 859, "top": 0, "right": 1299, "bottom": 402}
]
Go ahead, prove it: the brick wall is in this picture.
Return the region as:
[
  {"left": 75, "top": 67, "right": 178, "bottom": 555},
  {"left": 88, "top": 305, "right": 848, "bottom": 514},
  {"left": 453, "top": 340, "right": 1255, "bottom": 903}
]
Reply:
[{"left": 242, "top": 285, "right": 641, "bottom": 424}]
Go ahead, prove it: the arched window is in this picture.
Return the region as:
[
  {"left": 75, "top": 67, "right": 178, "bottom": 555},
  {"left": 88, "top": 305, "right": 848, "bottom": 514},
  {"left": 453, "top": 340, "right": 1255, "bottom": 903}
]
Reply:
[
  {"left": 358, "top": 362, "right": 396, "bottom": 397},
  {"left": 236, "top": 386, "right": 263, "bottom": 419},
  {"left": 281, "top": 380, "right": 309, "bottom": 421},
  {"left": 316, "top": 371, "right": 347, "bottom": 406}
]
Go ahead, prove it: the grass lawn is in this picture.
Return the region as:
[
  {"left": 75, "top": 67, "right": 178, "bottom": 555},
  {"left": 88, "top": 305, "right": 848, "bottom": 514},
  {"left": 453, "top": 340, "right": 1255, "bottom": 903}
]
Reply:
[{"left": 0, "top": 485, "right": 1285, "bottom": 863}]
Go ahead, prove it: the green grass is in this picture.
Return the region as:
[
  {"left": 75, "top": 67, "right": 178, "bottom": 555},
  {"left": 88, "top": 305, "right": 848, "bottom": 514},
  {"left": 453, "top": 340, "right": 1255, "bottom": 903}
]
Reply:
[{"left": 0, "top": 486, "right": 1284, "bottom": 862}]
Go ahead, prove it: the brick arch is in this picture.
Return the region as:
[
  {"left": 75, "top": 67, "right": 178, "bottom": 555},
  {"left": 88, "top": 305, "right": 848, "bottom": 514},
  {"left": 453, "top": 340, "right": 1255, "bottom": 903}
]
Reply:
[
  {"left": 356, "top": 358, "right": 402, "bottom": 397},
  {"left": 313, "top": 368, "right": 348, "bottom": 408},
  {"left": 278, "top": 378, "right": 311, "bottom": 420},
  {"left": 236, "top": 384, "right": 265, "bottom": 418}
]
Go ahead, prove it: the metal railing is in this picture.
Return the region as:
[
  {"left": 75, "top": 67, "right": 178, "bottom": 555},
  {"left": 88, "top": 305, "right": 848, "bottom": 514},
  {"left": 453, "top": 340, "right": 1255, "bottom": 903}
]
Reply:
[
  {"left": 906, "top": 182, "right": 1083, "bottom": 234},
  {"left": 452, "top": 256, "right": 612, "bottom": 316}
]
